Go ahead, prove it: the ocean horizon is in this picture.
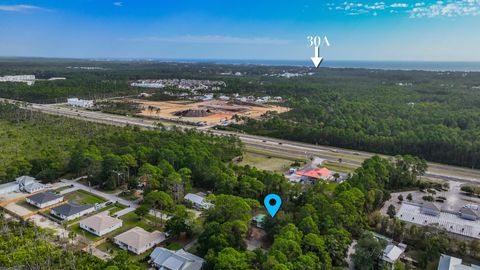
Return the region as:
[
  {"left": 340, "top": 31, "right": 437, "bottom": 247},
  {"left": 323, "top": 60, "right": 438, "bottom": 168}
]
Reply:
[{"left": 179, "top": 59, "right": 480, "bottom": 72}]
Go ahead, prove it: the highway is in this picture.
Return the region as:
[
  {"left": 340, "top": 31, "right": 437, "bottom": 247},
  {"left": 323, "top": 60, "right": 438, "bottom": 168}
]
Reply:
[{"left": 13, "top": 101, "right": 480, "bottom": 184}]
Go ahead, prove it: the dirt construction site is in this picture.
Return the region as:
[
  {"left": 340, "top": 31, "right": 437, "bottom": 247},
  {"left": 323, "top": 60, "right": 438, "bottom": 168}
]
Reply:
[{"left": 132, "top": 99, "right": 290, "bottom": 125}]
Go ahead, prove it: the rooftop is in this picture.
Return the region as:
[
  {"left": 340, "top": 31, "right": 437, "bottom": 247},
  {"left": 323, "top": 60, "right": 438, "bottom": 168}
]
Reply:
[
  {"left": 295, "top": 167, "right": 332, "bottom": 179},
  {"left": 382, "top": 244, "right": 404, "bottom": 264},
  {"left": 51, "top": 202, "right": 94, "bottom": 217},
  {"left": 150, "top": 247, "right": 204, "bottom": 270},
  {"left": 80, "top": 211, "right": 122, "bottom": 232},
  {"left": 27, "top": 191, "right": 63, "bottom": 204},
  {"left": 114, "top": 227, "right": 165, "bottom": 250},
  {"left": 421, "top": 201, "right": 441, "bottom": 212}
]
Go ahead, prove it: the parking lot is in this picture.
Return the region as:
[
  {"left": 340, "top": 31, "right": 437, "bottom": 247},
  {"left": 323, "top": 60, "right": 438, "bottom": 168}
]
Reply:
[{"left": 396, "top": 203, "right": 480, "bottom": 239}]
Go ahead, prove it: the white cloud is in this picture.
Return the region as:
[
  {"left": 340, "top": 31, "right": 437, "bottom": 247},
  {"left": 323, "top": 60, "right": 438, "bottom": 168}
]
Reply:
[
  {"left": 113, "top": 2, "right": 123, "bottom": 7},
  {"left": 409, "top": 0, "right": 480, "bottom": 18},
  {"left": 0, "top": 4, "right": 46, "bottom": 12},
  {"left": 125, "top": 35, "right": 291, "bottom": 45},
  {"left": 329, "top": 0, "right": 480, "bottom": 17},
  {"left": 391, "top": 3, "right": 408, "bottom": 8}
]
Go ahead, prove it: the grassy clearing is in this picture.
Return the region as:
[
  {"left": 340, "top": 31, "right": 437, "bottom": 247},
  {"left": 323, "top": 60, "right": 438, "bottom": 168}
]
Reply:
[
  {"left": 64, "top": 189, "right": 106, "bottom": 204},
  {"left": 323, "top": 161, "right": 357, "bottom": 173},
  {"left": 237, "top": 149, "right": 306, "bottom": 173},
  {"left": 69, "top": 223, "right": 101, "bottom": 241}
]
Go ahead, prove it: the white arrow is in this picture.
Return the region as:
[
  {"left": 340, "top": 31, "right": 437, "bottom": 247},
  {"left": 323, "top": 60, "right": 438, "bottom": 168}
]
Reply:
[{"left": 311, "top": 46, "right": 323, "bottom": 68}]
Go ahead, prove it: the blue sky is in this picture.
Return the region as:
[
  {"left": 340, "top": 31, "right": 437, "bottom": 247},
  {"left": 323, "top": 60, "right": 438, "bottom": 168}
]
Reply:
[{"left": 0, "top": 0, "right": 479, "bottom": 61}]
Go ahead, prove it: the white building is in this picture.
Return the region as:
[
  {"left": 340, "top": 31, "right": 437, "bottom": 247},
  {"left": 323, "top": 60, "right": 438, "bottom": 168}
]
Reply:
[
  {"left": 0, "top": 75, "right": 35, "bottom": 85},
  {"left": 0, "top": 175, "right": 45, "bottom": 195},
  {"left": 114, "top": 227, "right": 165, "bottom": 255},
  {"left": 67, "top": 98, "right": 94, "bottom": 108},
  {"left": 184, "top": 193, "right": 213, "bottom": 210},
  {"left": 26, "top": 192, "right": 64, "bottom": 209},
  {"left": 80, "top": 211, "right": 123, "bottom": 236}
]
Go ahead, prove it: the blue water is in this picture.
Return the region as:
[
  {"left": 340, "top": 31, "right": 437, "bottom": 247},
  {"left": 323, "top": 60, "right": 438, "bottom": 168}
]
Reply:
[{"left": 164, "top": 59, "right": 480, "bottom": 72}]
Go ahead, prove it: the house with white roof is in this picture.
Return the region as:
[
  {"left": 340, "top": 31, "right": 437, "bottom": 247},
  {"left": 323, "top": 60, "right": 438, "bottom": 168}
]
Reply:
[
  {"left": 149, "top": 247, "right": 204, "bottom": 270},
  {"left": 382, "top": 243, "right": 406, "bottom": 268},
  {"left": 113, "top": 227, "right": 165, "bottom": 255},
  {"left": 184, "top": 193, "right": 213, "bottom": 210},
  {"left": 80, "top": 211, "right": 123, "bottom": 236}
]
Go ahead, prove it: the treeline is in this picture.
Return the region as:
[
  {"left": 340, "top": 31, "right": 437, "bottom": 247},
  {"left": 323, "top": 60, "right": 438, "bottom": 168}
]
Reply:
[
  {"left": 225, "top": 68, "right": 480, "bottom": 169},
  {"left": 0, "top": 102, "right": 242, "bottom": 187}
]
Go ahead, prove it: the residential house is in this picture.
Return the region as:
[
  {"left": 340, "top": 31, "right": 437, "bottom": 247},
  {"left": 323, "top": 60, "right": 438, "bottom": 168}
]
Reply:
[
  {"left": 184, "top": 193, "right": 213, "bottom": 210},
  {"left": 26, "top": 192, "right": 64, "bottom": 208},
  {"left": 382, "top": 243, "right": 406, "bottom": 269},
  {"left": 460, "top": 208, "right": 479, "bottom": 221},
  {"left": 17, "top": 175, "right": 46, "bottom": 193},
  {"left": 437, "top": 254, "right": 480, "bottom": 270},
  {"left": 149, "top": 247, "right": 204, "bottom": 270},
  {"left": 51, "top": 202, "right": 95, "bottom": 221},
  {"left": 421, "top": 202, "right": 441, "bottom": 217},
  {"left": 114, "top": 227, "right": 165, "bottom": 255},
  {"left": 80, "top": 211, "right": 123, "bottom": 236}
]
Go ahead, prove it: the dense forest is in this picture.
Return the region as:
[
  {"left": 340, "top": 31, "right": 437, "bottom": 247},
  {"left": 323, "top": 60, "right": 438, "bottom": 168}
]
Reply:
[
  {"left": 2, "top": 58, "right": 480, "bottom": 169},
  {"left": 0, "top": 101, "right": 242, "bottom": 186}
]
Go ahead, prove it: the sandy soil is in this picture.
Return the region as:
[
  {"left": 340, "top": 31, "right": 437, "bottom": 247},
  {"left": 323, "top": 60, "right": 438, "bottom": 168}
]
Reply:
[
  {"left": 131, "top": 99, "right": 289, "bottom": 125},
  {"left": 4, "top": 201, "right": 33, "bottom": 216}
]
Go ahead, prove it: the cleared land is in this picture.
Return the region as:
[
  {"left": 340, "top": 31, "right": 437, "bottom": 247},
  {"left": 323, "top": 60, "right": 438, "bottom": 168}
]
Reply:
[
  {"left": 237, "top": 149, "right": 306, "bottom": 173},
  {"left": 133, "top": 99, "right": 289, "bottom": 125}
]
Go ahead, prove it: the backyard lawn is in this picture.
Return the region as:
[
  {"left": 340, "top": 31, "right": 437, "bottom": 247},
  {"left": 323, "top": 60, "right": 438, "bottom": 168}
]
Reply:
[{"left": 64, "top": 189, "right": 106, "bottom": 204}]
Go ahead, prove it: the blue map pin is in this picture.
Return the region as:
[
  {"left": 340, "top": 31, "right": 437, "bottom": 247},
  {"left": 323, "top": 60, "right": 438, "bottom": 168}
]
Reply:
[{"left": 264, "top": 194, "right": 282, "bottom": 217}]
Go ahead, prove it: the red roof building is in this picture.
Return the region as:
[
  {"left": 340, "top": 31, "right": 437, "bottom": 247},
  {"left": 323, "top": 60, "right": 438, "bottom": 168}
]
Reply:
[{"left": 295, "top": 167, "right": 332, "bottom": 180}]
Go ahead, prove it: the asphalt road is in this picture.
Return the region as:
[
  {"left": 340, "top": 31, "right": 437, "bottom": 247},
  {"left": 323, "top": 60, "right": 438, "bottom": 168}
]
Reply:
[{"left": 9, "top": 100, "right": 480, "bottom": 185}]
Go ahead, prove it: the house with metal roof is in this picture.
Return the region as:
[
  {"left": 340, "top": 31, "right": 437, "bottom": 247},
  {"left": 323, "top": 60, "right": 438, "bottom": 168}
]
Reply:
[
  {"left": 51, "top": 202, "right": 95, "bottom": 221},
  {"left": 382, "top": 244, "right": 405, "bottom": 266},
  {"left": 149, "top": 247, "right": 204, "bottom": 270},
  {"left": 113, "top": 227, "right": 165, "bottom": 255},
  {"left": 437, "top": 254, "right": 480, "bottom": 270},
  {"left": 26, "top": 191, "right": 64, "bottom": 208},
  {"left": 80, "top": 211, "right": 123, "bottom": 236},
  {"left": 184, "top": 193, "right": 213, "bottom": 210}
]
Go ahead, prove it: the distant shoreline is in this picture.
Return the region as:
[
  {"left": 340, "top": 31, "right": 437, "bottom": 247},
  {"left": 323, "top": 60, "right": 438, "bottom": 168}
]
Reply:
[{"left": 1, "top": 56, "right": 480, "bottom": 72}]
